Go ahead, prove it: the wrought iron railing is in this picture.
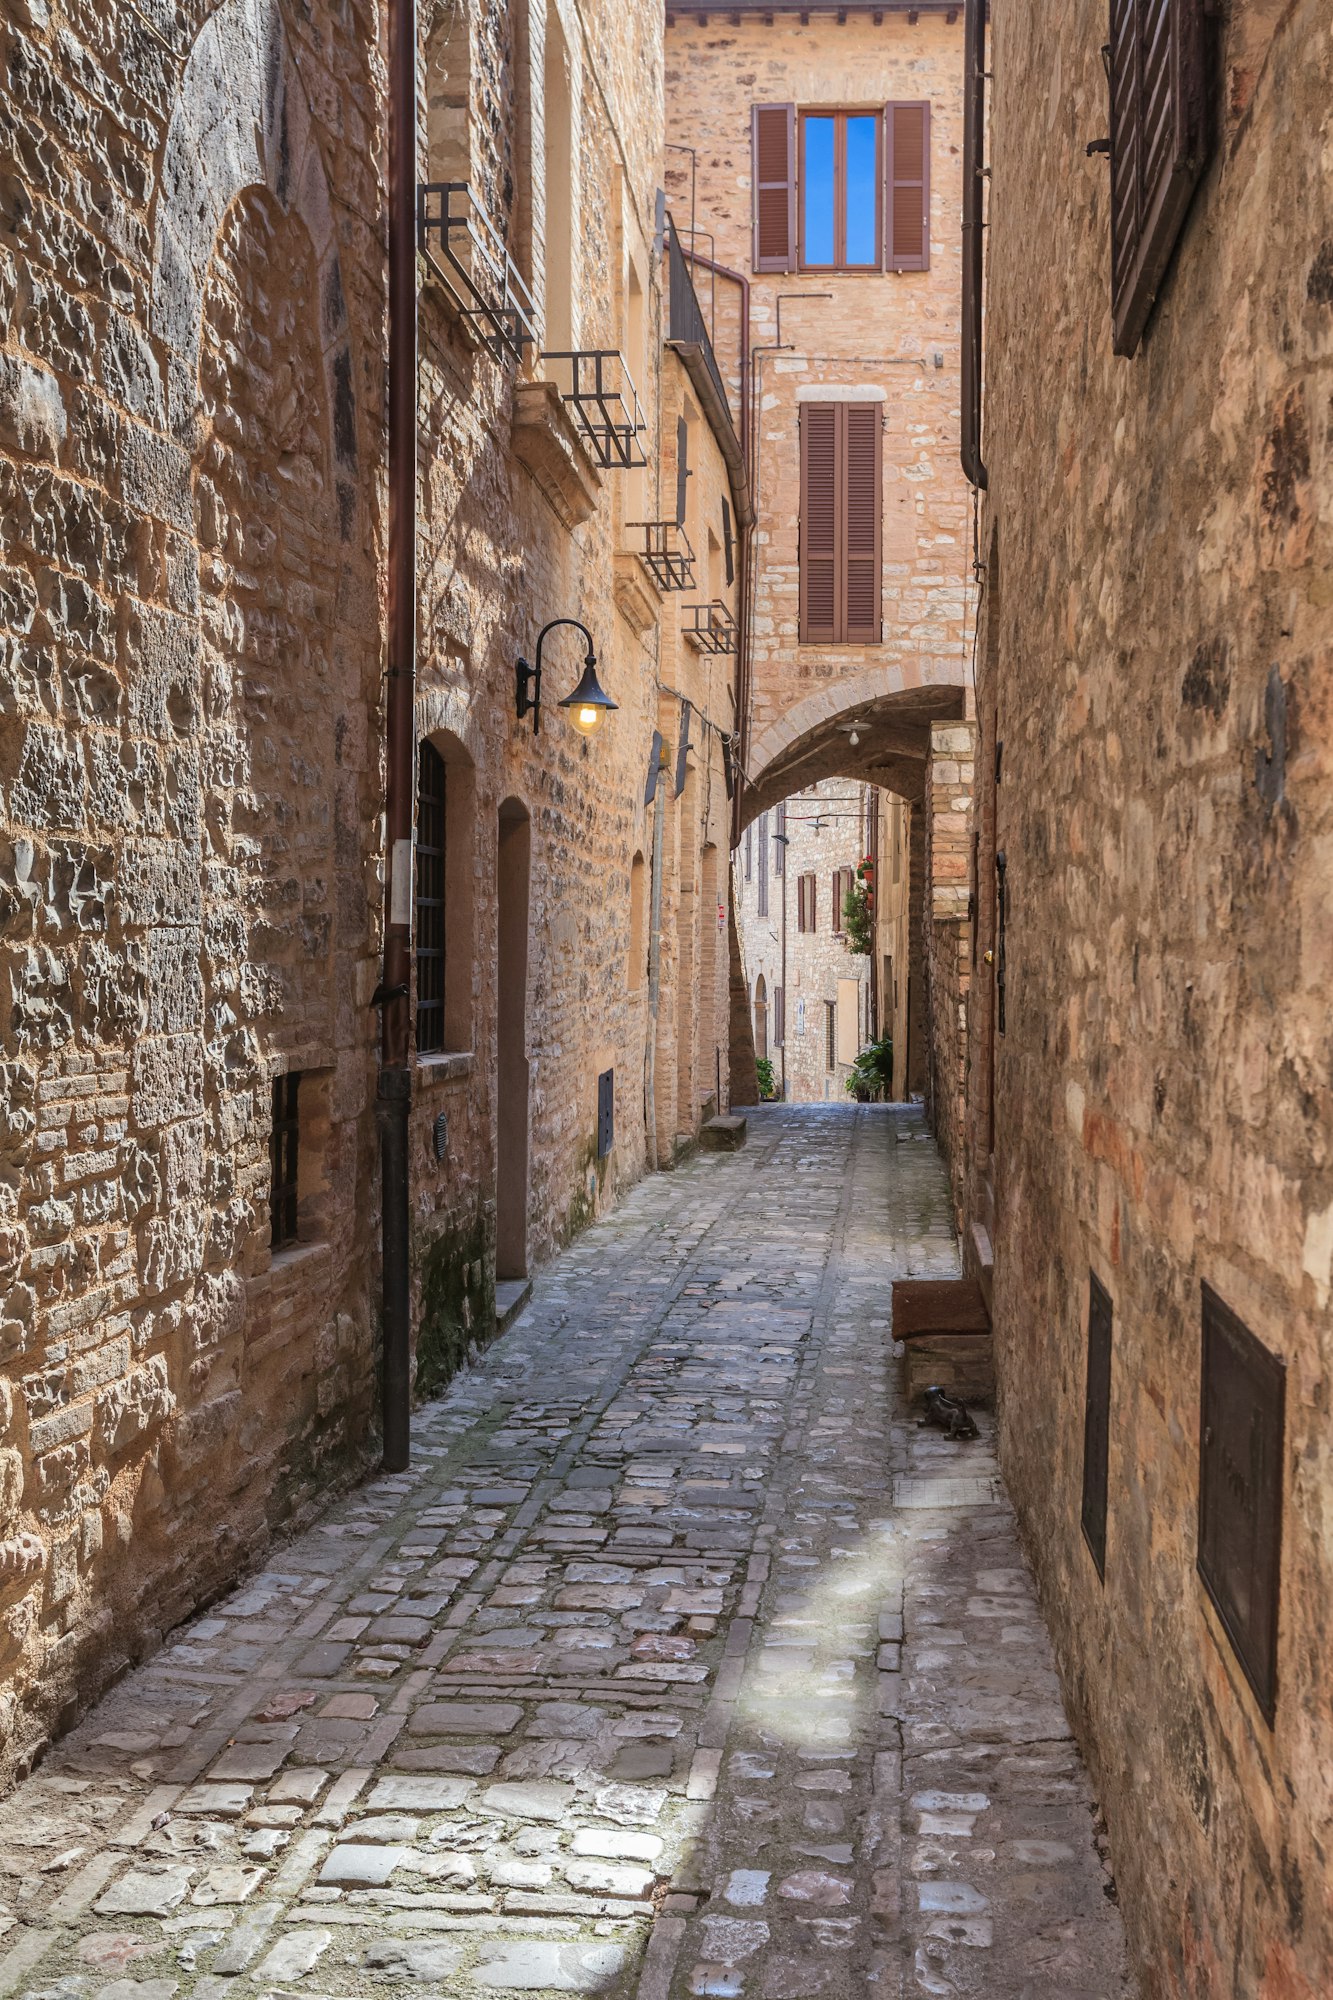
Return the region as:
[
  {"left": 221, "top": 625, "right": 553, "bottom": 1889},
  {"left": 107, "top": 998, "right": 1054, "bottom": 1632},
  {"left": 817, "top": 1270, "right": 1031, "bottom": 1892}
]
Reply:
[
  {"left": 666, "top": 215, "right": 732, "bottom": 427},
  {"left": 684, "top": 599, "right": 738, "bottom": 655},
  {"left": 418, "top": 182, "right": 538, "bottom": 364},
  {"left": 541, "top": 350, "right": 648, "bottom": 469},
  {"left": 627, "top": 519, "right": 696, "bottom": 590}
]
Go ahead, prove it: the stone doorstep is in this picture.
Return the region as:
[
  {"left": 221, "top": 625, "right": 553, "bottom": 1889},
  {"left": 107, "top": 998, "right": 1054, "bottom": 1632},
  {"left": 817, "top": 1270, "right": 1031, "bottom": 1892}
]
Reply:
[
  {"left": 495, "top": 1281, "right": 532, "bottom": 1337},
  {"left": 699, "top": 1116, "right": 747, "bottom": 1153}
]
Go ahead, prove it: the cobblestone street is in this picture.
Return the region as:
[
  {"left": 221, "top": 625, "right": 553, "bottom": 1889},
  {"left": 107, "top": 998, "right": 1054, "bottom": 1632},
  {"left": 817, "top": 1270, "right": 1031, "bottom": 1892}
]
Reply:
[{"left": 0, "top": 1108, "right": 1129, "bottom": 2000}]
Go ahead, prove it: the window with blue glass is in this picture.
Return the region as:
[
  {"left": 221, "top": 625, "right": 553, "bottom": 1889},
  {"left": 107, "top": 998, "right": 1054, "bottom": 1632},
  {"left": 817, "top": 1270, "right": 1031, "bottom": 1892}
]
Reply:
[{"left": 800, "top": 111, "right": 881, "bottom": 271}]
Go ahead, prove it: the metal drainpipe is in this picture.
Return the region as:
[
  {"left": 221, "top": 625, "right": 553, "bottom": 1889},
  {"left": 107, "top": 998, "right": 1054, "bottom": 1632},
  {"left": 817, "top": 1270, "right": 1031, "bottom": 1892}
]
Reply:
[
  {"left": 961, "top": 0, "right": 989, "bottom": 490},
  {"left": 379, "top": 0, "right": 417, "bottom": 1472},
  {"left": 644, "top": 754, "right": 668, "bottom": 1171}
]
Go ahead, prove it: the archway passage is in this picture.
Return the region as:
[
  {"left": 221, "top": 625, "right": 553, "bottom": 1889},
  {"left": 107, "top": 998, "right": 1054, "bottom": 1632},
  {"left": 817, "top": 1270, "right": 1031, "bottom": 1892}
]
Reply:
[
  {"left": 740, "top": 680, "right": 965, "bottom": 829},
  {"left": 496, "top": 799, "right": 532, "bottom": 1281}
]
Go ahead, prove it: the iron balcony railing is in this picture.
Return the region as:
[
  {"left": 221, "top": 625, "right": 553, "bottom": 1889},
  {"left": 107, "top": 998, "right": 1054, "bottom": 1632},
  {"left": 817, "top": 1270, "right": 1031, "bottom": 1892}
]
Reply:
[
  {"left": 666, "top": 215, "right": 731, "bottom": 427},
  {"left": 418, "top": 182, "right": 539, "bottom": 364},
  {"left": 684, "top": 599, "right": 737, "bottom": 655},
  {"left": 627, "top": 519, "right": 696, "bottom": 591},
  {"left": 540, "top": 350, "right": 648, "bottom": 469}
]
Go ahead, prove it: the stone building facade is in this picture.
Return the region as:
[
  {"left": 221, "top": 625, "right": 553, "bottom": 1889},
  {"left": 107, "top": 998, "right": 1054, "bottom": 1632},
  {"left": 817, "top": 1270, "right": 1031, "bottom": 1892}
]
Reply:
[
  {"left": 0, "top": 0, "right": 741, "bottom": 1778},
  {"left": 733, "top": 780, "right": 873, "bottom": 1103},
  {"left": 664, "top": 2, "right": 972, "bottom": 798},
  {"left": 966, "top": 4, "right": 1333, "bottom": 1994}
]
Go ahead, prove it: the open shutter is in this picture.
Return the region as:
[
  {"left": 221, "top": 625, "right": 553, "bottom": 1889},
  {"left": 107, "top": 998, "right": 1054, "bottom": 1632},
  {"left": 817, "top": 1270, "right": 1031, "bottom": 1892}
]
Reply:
[
  {"left": 752, "top": 104, "right": 796, "bottom": 272},
  {"left": 1110, "top": 0, "right": 1211, "bottom": 357},
  {"left": 800, "top": 404, "right": 838, "bottom": 643},
  {"left": 886, "top": 102, "right": 930, "bottom": 271},
  {"left": 675, "top": 416, "right": 690, "bottom": 525},
  {"left": 844, "top": 404, "right": 882, "bottom": 642}
]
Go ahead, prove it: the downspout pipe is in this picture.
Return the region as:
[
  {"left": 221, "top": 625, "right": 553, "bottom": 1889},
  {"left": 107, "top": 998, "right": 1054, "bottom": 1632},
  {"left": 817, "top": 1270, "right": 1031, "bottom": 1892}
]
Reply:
[
  {"left": 961, "top": 0, "right": 988, "bottom": 490},
  {"left": 380, "top": 0, "right": 417, "bottom": 1472}
]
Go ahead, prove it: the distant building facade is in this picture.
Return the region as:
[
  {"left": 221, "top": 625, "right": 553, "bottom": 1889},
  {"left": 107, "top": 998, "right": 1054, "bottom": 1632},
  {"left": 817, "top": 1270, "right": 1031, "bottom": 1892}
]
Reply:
[{"left": 734, "top": 781, "right": 875, "bottom": 1103}]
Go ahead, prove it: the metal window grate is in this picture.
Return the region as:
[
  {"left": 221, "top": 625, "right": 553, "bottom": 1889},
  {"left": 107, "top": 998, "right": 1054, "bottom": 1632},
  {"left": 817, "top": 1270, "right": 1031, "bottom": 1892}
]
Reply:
[
  {"left": 418, "top": 182, "right": 539, "bottom": 364},
  {"left": 597, "top": 1069, "right": 615, "bottom": 1160},
  {"left": 1197, "top": 1286, "right": 1285, "bottom": 1726},
  {"left": 1081, "top": 1271, "right": 1113, "bottom": 1578},
  {"left": 541, "top": 350, "right": 648, "bottom": 468},
  {"left": 683, "top": 599, "right": 738, "bottom": 655},
  {"left": 628, "top": 519, "right": 696, "bottom": 591},
  {"left": 416, "top": 741, "right": 446, "bottom": 1055},
  {"left": 270, "top": 1072, "right": 300, "bottom": 1249}
]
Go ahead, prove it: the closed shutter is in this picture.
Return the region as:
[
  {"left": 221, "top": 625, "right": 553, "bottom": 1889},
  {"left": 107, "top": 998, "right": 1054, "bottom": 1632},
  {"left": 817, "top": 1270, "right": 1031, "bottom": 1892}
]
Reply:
[
  {"left": 831, "top": 871, "right": 842, "bottom": 933},
  {"left": 1109, "top": 0, "right": 1211, "bottom": 357},
  {"left": 886, "top": 102, "right": 930, "bottom": 271},
  {"left": 801, "top": 403, "right": 881, "bottom": 644},
  {"left": 844, "top": 406, "right": 881, "bottom": 642},
  {"left": 722, "top": 496, "right": 735, "bottom": 585},
  {"left": 752, "top": 104, "right": 796, "bottom": 272},
  {"left": 774, "top": 985, "right": 785, "bottom": 1047},
  {"left": 800, "top": 404, "right": 838, "bottom": 643}
]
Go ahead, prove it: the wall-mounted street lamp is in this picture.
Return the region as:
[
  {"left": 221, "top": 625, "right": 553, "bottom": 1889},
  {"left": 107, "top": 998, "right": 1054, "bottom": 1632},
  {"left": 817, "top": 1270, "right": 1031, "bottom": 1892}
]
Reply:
[{"left": 515, "top": 619, "right": 618, "bottom": 738}]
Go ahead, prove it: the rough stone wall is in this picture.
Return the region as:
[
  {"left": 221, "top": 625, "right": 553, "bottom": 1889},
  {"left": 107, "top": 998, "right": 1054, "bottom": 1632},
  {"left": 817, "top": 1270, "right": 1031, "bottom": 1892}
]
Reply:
[
  {"left": 923, "top": 719, "right": 973, "bottom": 1220},
  {"left": 973, "top": 6, "right": 1333, "bottom": 1994},
  {"left": 733, "top": 779, "right": 871, "bottom": 1103},
  {"left": 0, "top": 0, "right": 739, "bottom": 1783},
  {"left": 0, "top": 0, "right": 383, "bottom": 1780},
  {"left": 407, "top": 0, "right": 738, "bottom": 1347},
  {"left": 664, "top": 7, "right": 971, "bottom": 796}
]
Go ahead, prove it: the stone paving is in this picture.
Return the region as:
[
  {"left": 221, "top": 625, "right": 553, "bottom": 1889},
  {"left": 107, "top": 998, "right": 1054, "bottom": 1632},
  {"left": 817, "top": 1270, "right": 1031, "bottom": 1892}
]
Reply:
[{"left": 0, "top": 1106, "right": 1131, "bottom": 2000}]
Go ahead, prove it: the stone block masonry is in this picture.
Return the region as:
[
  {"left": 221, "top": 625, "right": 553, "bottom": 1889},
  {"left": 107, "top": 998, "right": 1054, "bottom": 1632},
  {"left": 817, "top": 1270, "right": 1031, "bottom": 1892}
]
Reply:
[{"left": 0, "top": 0, "right": 740, "bottom": 1785}]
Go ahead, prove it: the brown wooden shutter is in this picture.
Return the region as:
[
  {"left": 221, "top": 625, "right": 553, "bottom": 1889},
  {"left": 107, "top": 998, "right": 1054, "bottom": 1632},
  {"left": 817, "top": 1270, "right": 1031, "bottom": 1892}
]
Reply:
[
  {"left": 831, "top": 871, "right": 841, "bottom": 932},
  {"left": 800, "top": 404, "right": 838, "bottom": 643},
  {"left": 675, "top": 416, "right": 690, "bottom": 525},
  {"left": 752, "top": 104, "right": 796, "bottom": 272},
  {"left": 802, "top": 403, "right": 881, "bottom": 644},
  {"left": 844, "top": 404, "right": 882, "bottom": 643},
  {"left": 886, "top": 102, "right": 930, "bottom": 271},
  {"left": 1109, "top": 0, "right": 1211, "bottom": 357}
]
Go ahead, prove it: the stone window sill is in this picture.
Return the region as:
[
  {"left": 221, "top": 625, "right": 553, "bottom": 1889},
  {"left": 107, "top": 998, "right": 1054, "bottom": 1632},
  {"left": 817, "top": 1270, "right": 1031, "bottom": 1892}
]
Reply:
[
  {"left": 416, "top": 1051, "right": 475, "bottom": 1088},
  {"left": 268, "top": 1238, "right": 331, "bottom": 1276}
]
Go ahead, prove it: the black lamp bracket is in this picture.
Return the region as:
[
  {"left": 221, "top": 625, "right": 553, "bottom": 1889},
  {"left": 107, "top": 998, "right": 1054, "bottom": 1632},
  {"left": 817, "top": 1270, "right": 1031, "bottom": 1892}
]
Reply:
[{"left": 516, "top": 618, "right": 597, "bottom": 737}]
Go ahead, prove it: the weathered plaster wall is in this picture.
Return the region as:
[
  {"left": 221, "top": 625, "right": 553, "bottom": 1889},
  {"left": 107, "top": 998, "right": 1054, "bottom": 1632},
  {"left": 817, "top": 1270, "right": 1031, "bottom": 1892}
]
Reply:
[{"left": 975, "top": 5, "right": 1333, "bottom": 1993}]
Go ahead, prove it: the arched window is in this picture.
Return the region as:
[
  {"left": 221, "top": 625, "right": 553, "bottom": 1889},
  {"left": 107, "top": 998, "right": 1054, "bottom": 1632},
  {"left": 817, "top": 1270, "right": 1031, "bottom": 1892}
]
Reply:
[
  {"left": 416, "top": 741, "right": 447, "bottom": 1054},
  {"left": 415, "top": 731, "right": 476, "bottom": 1057}
]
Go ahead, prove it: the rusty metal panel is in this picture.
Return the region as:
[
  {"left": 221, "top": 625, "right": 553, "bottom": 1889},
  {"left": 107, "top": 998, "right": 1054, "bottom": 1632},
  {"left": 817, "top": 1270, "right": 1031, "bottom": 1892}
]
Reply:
[
  {"left": 1197, "top": 1285, "right": 1285, "bottom": 1726},
  {"left": 1081, "top": 1271, "right": 1113, "bottom": 1579}
]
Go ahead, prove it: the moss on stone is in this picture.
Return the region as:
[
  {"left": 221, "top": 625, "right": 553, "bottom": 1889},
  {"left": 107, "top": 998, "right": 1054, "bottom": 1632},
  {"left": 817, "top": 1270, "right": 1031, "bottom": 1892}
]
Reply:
[{"left": 415, "top": 1212, "right": 493, "bottom": 1401}]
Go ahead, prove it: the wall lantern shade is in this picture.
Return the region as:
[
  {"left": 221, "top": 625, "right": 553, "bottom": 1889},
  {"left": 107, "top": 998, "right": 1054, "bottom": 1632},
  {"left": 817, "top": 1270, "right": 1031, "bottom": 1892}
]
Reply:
[
  {"left": 558, "top": 658, "right": 618, "bottom": 737},
  {"left": 515, "top": 618, "right": 616, "bottom": 738}
]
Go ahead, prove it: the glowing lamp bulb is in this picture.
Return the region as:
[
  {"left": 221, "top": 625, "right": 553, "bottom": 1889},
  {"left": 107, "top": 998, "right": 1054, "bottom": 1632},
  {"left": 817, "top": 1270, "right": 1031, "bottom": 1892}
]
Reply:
[{"left": 558, "top": 656, "right": 618, "bottom": 739}]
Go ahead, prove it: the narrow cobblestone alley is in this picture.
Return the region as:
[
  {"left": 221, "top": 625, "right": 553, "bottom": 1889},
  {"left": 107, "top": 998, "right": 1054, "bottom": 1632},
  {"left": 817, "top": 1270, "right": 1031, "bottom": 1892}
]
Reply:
[{"left": 0, "top": 1110, "right": 1128, "bottom": 2000}]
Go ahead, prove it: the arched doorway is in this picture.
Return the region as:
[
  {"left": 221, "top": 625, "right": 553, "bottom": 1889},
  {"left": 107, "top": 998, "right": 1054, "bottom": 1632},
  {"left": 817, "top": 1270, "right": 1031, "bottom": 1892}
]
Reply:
[
  {"left": 753, "top": 973, "right": 769, "bottom": 1062},
  {"left": 496, "top": 799, "right": 531, "bottom": 1280}
]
